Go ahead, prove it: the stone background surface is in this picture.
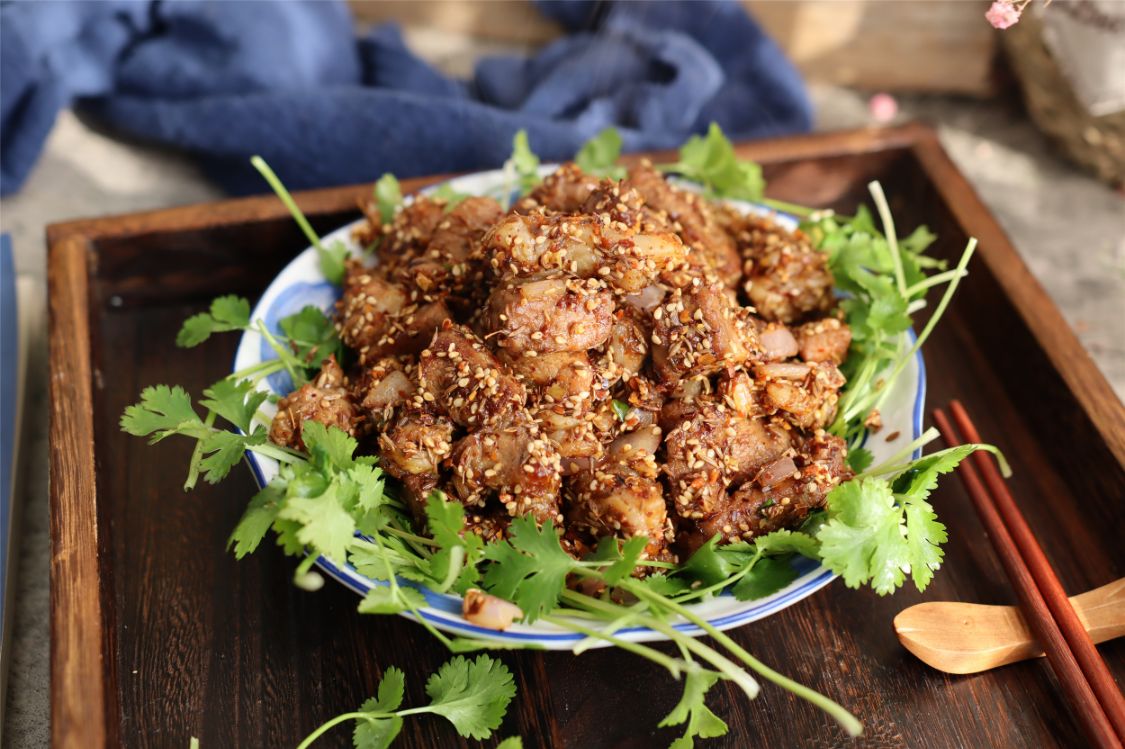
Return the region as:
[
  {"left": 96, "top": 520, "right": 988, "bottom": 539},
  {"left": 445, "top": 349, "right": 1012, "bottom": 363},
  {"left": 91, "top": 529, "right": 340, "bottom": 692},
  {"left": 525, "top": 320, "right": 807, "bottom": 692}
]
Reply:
[{"left": 1, "top": 39, "right": 1121, "bottom": 748}]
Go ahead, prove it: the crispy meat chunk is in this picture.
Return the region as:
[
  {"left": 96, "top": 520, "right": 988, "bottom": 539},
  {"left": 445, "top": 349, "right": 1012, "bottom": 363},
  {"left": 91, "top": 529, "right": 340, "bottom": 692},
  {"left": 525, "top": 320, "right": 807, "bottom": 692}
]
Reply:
[
  {"left": 737, "top": 216, "right": 834, "bottom": 323},
  {"left": 757, "top": 322, "right": 800, "bottom": 361},
  {"left": 598, "top": 307, "right": 649, "bottom": 385},
  {"left": 756, "top": 361, "right": 846, "bottom": 430},
  {"left": 336, "top": 261, "right": 407, "bottom": 359},
  {"left": 269, "top": 356, "right": 357, "bottom": 450},
  {"left": 417, "top": 323, "right": 526, "bottom": 429},
  {"left": 568, "top": 426, "right": 671, "bottom": 558},
  {"left": 485, "top": 274, "right": 615, "bottom": 355},
  {"left": 651, "top": 282, "right": 758, "bottom": 383},
  {"left": 515, "top": 163, "right": 601, "bottom": 214},
  {"left": 484, "top": 212, "right": 688, "bottom": 293},
  {"left": 681, "top": 432, "right": 850, "bottom": 553},
  {"left": 623, "top": 163, "right": 742, "bottom": 287},
  {"left": 361, "top": 196, "right": 446, "bottom": 275},
  {"left": 395, "top": 196, "right": 504, "bottom": 308},
  {"left": 378, "top": 406, "right": 454, "bottom": 478},
  {"left": 350, "top": 357, "right": 415, "bottom": 431},
  {"left": 663, "top": 400, "right": 792, "bottom": 519},
  {"left": 449, "top": 416, "right": 562, "bottom": 523},
  {"left": 794, "top": 317, "right": 852, "bottom": 365}
]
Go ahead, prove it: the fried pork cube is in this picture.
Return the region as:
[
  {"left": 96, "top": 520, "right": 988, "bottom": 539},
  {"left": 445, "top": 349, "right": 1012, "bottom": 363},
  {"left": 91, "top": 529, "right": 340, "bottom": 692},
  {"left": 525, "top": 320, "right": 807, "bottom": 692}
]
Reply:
[
  {"left": 483, "top": 211, "right": 688, "bottom": 294},
  {"left": 377, "top": 405, "right": 455, "bottom": 519},
  {"left": 360, "top": 196, "right": 446, "bottom": 275},
  {"left": 269, "top": 356, "right": 358, "bottom": 450},
  {"left": 597, "top": 307, "right": 649, "bottom": 385},
  {"left": 680, "top": 431, "right": 850, "bottom": 553},
  {"left": 651, "top": 282, "right": 758, "bottom": 383},
  {"left": 349, "top": 357, "right": 416, "bottom": 431},
  {"left": 536, "top": 410, "right": 605, "bottom": 476},
  {"left": 794, "top": 317, "right": 852, "bottom": 365},
  {"left": 485, "top": 274, "right": 615, "bottom": 355},
  {"left": 736, "top": 216, "right": 834, "bottom": 323},
  {"left": 417, "top": 323, "right": 527, "bottom": 429},
  {"left": 755, "top": 361, "right": 846, "bottom": 430},
  {"left": 515, "top": 163, "right": 602, "bottom": 214},
  {"left": 568, "top": 426, "right": 671, "bottom": 558},
  {"left": 394, "top": 196, "right": 504, "bottom": 307},
  {"left": 623, "top": 163, "right": 743, "bottom": 287},
  {"left": 336, "top": 260, "right": 407, "bottom": 359},
  {"left": 449, "top": 416, "right": 562, "bottom": 523},
  {"left": 662, "top": 400, "right": 792, "bottom": 519}
]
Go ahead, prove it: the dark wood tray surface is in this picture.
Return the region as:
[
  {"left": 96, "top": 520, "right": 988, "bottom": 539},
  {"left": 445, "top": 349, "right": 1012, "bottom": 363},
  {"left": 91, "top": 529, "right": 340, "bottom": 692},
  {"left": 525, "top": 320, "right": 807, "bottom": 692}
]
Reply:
[{"left": 48, "top": 124, "right": 1125, "bottom": 748}]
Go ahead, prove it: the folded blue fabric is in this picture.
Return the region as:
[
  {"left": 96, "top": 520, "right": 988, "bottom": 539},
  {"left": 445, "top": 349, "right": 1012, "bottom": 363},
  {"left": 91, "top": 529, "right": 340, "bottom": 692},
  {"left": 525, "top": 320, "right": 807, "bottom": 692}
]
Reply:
[{"left": 0, "top": 0, "right": 811, "bottom": 196}]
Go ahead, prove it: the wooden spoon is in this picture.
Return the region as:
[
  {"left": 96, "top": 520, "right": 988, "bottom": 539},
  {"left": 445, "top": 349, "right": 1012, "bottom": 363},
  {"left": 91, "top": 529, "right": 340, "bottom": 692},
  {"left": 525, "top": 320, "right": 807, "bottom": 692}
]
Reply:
[{"left": 894, "top": 578, "right": 1125, "bottom": 674}]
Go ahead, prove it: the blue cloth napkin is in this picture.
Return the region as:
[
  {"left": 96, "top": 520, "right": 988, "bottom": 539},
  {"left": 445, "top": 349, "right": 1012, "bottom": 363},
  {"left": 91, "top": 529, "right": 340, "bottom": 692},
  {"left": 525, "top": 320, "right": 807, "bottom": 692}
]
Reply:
[{"left": 0, "top": 0, "right": 811, "bottom": 196}]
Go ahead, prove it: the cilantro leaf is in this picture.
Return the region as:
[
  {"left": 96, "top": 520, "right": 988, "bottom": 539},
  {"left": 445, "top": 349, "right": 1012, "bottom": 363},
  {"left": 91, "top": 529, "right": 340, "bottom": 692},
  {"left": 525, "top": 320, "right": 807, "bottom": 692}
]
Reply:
[
  {"left": 638, "top": 573, "right": 691, "bottom": 597},
  {"left": 228, "top": 482, "right": 283, "bottom": 559},
  {"left": 731, "top": 556, "right": 800, "bottom": 601},
  {"left": 374, "top": 173, "right": 402, "bottom": 225},
  {"left": 752, "top": 529, "right": 820, "bottom": 559},
  {"left": 301, "top": 421, "right": 358, "bottom": 471},
  {"left": 200, "top": 378, "right": 268, "bottom": 433},
  {"left": 611, "top": 399, "right": 631, "bottom": 422},
  {"left": 423, "top": 494, "right": 484, "bottom": 593},
  {"left": 278, "top": 485, "right": 357, "bottom": 563},
  {"left": 509, "top": 130, "right": 541, "bottom": 195},
  {"left": 575, "top": 127, "right": 626, "bottom": 179},
  {"left": 816, "top": 478, "right": 911, "bottom": 595},
  {"left": 678, "top": 535, "right": 752, "bottom": 587},
  {"left": 198, "top": 430, "right": 261, "bottom": 484},
  {"left": 482, "top": 517, "right": 575, "bottom": 622},
  {"left": 177, "top": 295, "right": 251, "bottom": 347},
  {"left": 846, "top": 446, "right": 874, "bottom": 473},
  {"left": 658, "top": 667, "right": 729, "bottom": 748},
  {"left": 352, "top": 667, "right": 407, "bottom": 749},
  {"left": 120, "top": 385, "right": 202, "bottom": 441},
  {"left": 662, "top": 123, "right": 763, "bottom": 203},
  {"left": 278, "top": 305, "right": 342, "bottom": 369},
  {"left": 358, "top": 584, "right": 427, "bottom": 615},
  {"left": 589, "top": 535, "right": 648, "bottom": 586},
  {"left": 495, "top": 738, "right": 524, "bottom": 749},
  {"left": 902, "top": 495, "right": 946, "bottom": 590},
  {"left": 422, "top": 655, "right": 517, "bottom": 740},
  {"left": 353, "top": 713, "right": 401, "bottom": 749}
]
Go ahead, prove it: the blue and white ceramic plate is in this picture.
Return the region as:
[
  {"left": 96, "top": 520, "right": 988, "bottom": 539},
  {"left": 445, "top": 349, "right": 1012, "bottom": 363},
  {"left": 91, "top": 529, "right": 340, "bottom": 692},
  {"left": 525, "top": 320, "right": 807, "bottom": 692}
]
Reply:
[{"left": 233, "top": 167, "right": 925, "bottom": 649}]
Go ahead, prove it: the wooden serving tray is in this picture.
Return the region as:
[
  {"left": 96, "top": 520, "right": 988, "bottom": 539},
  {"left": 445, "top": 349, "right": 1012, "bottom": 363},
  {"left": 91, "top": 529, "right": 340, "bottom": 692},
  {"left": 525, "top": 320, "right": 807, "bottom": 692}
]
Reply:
[{"left": 48, "top": 124, "right": 1125, "bottom": 748}]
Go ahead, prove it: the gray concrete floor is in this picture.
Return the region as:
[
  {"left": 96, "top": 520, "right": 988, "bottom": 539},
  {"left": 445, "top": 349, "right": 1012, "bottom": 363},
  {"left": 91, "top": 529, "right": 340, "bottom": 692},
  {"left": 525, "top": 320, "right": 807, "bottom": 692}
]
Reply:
[{"left": 1, "top": 87, "right": 1122, "bottom": 747}]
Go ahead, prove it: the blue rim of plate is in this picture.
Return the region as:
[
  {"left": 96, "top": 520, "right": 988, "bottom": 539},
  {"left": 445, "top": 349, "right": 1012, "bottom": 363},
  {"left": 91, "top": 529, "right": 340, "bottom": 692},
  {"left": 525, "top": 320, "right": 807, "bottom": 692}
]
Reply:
[{"left": 236, "top": 190, "right": 927, "bottom": 645}]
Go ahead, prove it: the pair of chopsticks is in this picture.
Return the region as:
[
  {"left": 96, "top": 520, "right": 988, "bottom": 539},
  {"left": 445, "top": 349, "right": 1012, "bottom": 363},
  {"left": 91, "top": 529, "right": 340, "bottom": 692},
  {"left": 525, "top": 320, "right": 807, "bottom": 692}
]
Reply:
[{"left": 933, "top": 401, "right": 1125, "bottom": 749}]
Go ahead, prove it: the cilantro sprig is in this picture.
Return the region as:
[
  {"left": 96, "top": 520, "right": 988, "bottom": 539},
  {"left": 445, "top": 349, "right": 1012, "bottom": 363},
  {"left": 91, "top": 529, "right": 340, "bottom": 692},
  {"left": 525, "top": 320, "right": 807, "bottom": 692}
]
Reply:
[
  {"left": 251, "top": 155, "right": 349, "bottom": 284},
  {"left": 294, "top": 656, "right": 516, "bottom": 749},
  {"left": 575, "top": 127, "right": 627, "bottom": 179}
]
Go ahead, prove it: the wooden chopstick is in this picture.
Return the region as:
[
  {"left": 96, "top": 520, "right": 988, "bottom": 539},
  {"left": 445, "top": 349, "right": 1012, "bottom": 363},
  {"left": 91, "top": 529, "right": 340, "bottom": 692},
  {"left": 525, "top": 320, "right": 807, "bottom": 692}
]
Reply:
[
  {"left": 932, "top": 407, "right": 1122, "bottom": 749},
  {"left": 949, "top": 401, "right": 1125, "bottom": 738}
]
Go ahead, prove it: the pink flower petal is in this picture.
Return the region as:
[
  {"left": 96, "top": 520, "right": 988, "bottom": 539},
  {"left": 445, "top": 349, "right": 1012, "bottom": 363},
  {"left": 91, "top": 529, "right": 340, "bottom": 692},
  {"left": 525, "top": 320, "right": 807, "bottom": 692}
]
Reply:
[
  {"left": 869, "top": 93, "right": 898, "bottom": 124},
  {"left": 986, "top": 1, "right": 1021, "bottom": 29}
]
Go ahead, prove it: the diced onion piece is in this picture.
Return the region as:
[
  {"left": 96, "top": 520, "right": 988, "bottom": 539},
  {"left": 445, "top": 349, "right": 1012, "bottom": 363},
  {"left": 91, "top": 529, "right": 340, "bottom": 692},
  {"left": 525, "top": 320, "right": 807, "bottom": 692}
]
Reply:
[
  {"left": 462, "top": 589, "right": 524, "bottom": 630},
  {"left": 758, "top": 456, "right": 797, "bottom": 487}
]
